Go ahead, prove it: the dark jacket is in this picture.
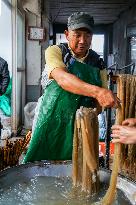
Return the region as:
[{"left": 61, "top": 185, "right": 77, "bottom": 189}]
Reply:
[{"left": 0, "top": 57, "right": 10, "bottom": 95}]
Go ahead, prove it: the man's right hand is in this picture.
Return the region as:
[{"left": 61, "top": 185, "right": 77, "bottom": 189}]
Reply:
[{"left": 95, "top": 87, "right": 120, "bottom": 108}]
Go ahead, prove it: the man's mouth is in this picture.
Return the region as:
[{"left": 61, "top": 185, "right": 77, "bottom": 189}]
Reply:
[{"left": 78, "top": 46, "right": 85, "bottom": 50}]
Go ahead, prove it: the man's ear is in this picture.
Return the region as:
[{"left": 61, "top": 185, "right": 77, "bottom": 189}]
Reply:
[{"left": 64, "top": 30, "right": 69, "bottom": 41}]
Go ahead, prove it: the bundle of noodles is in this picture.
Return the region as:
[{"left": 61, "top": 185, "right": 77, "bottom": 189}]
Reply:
[
  {"left": 72, "top": 107, "right": 99, "bottom": 196},
  {"left": 101, "top": 74, "right": 136, "bottom": 205},
  {"left": 0, "top": 131, "right": 31, "bottom": 171}
]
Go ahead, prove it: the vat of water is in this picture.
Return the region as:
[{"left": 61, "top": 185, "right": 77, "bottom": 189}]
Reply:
[{"left": 0, "top": 161, "right": 135, "bottom": 205}]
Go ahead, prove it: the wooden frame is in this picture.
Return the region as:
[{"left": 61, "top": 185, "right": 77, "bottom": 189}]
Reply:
[{"left": 28, "top": 26, "right": 46, "bottom": 41}]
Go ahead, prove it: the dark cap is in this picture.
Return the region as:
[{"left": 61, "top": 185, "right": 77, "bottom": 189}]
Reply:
[{"left": 67, "top": 12, "right": 94, "bottom": 32}]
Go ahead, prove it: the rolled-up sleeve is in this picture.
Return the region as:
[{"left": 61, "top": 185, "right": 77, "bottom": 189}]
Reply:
[{"left": 45, "top": 45, "right": 66, "bottom": 79}]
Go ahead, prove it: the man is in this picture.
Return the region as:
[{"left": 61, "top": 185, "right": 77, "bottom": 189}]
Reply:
[
  {"left": 0, "top": 57, "right": 10, "bottom": 95},
  {"left": 112, "top": 118, "right": 136, "bottom": 144},
  {"left": 24, "top": 12, "right": 120, "bottom": 163}
]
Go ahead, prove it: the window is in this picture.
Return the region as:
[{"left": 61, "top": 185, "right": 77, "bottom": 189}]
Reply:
[
  {"left": 17, "top": 10, "right": 25, "bottom": 69},
  {"left": 91, "top": 34, "right": 104, "bottom": 59},
  {"left": 130, "top": 37, "right": 136, "bottom": 74},
  {"left": 0, "top": 0, "right": 1, "bottom": 16},
  {"left": 56, "top": 33, "right": 67, "bottom": 45}
]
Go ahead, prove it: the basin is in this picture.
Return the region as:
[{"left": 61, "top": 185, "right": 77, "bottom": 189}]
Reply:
[{"left": 0, "top": 161, "right": 135, "bottom": 205}]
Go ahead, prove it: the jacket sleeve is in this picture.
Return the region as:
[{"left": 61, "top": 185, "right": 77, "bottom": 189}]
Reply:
[{"left": 0, "top": 61, "right": 10, "bottom": 95}]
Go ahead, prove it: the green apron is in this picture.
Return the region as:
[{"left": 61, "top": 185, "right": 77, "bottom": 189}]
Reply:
[{"left": 24, "top": 59, "right": 102, "bottom": 162}]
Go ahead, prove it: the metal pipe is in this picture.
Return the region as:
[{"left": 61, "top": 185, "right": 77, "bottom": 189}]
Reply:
[
  {"left": 105, "top": 70, "right": 113, "bottom": 169},
  {"left": 11, "top": 0, "right": 17, "bottom": 134}
]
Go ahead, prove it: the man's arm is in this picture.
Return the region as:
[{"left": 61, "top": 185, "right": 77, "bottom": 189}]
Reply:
[
  {"left": 51, "top": 67, "right": 120, "bottom": 108},
  {"left": 45, "top": 45, "right": 120, "bottom": 108}
]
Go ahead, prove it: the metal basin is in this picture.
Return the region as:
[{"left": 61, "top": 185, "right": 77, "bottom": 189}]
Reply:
[{"left": 0, "top": 161, "right": 135, "bottom": 205}]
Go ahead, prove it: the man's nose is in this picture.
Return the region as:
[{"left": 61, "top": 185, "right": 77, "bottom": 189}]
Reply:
[{"left": 79, "top": 36, "right": 86, "bottom": 43}]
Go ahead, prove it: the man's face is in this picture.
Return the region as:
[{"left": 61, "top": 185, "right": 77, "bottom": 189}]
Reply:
[{"left": 65, "top": 28, "right": 92, "bottom": 58}]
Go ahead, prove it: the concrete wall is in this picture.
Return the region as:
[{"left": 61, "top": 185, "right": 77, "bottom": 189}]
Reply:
[
  {"left": 113, "top": 4, "right": 136, "bottom": 68},
  {"left": 25, "top": 0, "right": 50, "bottom": 102},
  {"left": 41, "top": 0, "right": 50, "bottom": 71},
  {"left": 26, "top": 13, "right": 41, "bottom": 102}
]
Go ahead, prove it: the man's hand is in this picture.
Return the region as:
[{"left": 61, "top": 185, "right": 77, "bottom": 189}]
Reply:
[{"left": 95, "top": 87, "right": 120, "bottom": 108}]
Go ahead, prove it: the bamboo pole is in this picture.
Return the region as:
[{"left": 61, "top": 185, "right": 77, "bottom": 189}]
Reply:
[{"left": 101, "top": 75, "right": 122, "bottom": 205}]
